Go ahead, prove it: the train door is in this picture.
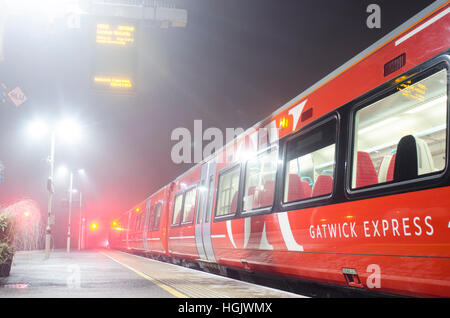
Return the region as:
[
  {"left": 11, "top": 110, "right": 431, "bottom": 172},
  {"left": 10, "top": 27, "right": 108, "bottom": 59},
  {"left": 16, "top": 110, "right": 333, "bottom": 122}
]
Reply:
[
  {"left": 142, "top": 198, "right": 152, "bottom": 251},
  {"left": 194, "top": 160, "right": 217, "bottom": 262},
  {"left": 125, "top": 211, "right": 131, "bottom": 249}
]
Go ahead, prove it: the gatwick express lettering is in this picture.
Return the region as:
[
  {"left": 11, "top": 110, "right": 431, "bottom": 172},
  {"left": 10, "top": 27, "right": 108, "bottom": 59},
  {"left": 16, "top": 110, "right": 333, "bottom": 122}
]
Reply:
[{"left": 309, "top": 216, "right": 434, "bottom": 239}]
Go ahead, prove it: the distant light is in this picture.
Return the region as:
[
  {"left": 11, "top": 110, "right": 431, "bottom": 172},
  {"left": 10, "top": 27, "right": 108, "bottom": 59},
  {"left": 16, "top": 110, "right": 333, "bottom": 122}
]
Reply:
[
  {"left": 112, "top": 220, "right": 118, "bottom": 227},
  {"left": 135, "top": 207, "right": 140, "bottom": 212},
  {"left": 27, "top": 119, "right": 48, "bottom": 139},
  {"left": 90, "top": 222, "right": 98, "bottom": 231},
  {"left": 23, "top": 211, "right": 30, "bottom": 217},
  {"left": 56, "top": 165, "right": 68, "bottom": 178},
  {"left": 57, "top": 118, "right": 82, "bottom": 143}
]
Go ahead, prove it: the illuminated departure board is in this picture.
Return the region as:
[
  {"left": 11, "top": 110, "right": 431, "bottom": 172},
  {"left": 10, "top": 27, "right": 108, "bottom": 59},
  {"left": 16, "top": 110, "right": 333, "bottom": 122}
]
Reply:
[
  {"left": 96, "top": 23, "right": 135, "bottom": 46},
  {"left": 92, "top": 19, "right": 137, "bottom": 92}
]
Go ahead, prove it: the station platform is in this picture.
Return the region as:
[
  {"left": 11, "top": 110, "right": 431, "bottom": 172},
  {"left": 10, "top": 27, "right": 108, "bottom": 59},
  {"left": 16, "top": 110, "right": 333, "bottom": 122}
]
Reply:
[{"left": 0, "top": 248, "right": 305, "bottom": 298}]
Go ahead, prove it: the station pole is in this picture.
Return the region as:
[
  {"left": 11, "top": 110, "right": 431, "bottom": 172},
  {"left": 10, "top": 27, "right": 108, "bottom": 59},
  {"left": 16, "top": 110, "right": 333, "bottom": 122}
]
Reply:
[
  {"left": 44, "top": 131, "right": 56, "bottom": 260},
  {"left": 66, "top": 171, "right": 73, "bottom": 253},
  {"left": 78, "top": 192, "right": 82, "bottom": 250}
]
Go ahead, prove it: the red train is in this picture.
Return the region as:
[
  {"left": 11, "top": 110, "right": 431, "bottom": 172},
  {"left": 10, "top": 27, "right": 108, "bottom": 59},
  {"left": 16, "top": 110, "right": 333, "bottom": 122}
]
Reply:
[{"left": 110, "top": 1, "right": 450, "bottom": 297}]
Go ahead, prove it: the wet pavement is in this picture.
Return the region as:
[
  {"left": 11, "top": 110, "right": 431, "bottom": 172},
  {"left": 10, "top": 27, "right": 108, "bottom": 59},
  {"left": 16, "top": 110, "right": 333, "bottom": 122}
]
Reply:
[{"left": 0, "top": 249, "right": 305, "bottom": 298}]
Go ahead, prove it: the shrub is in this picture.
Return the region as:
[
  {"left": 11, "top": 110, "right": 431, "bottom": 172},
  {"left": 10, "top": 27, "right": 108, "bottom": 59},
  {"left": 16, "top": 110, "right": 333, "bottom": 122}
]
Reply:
[
  {"left": 0, "top": 242, "right": 13, "bottom": 264},
  {"left": 0, "top": 213, "right": 14, "bottom": 267},
  {"left": 0, "top": 213, "right": 14, "bottom": 244}
]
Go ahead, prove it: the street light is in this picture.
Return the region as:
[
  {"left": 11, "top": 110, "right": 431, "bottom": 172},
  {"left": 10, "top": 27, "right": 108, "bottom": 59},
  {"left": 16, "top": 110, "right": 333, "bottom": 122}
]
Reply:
[
  {"left": 27, "top": 117, "right": 83, "bottom": 260},
  {"left": 60, "top": 168, "right": 85, "bottom": 253}
]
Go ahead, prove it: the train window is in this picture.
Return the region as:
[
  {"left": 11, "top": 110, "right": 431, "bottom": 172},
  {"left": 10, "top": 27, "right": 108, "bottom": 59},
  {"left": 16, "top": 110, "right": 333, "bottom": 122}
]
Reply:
[
  {"left": 215, "top": 165, "right": 241, "bottom": 217},
  {"left": 243, "top": 148, "right": 277, "bottom": 211},
  {"left": 127, "top": 215, "right": 133, "bottom": 231},
  {"left": 152, "top": 203, "right": 162, "bottom": 230},
  {"left": 205, "top": 175, "right": 215, "bottom": 223},
  {"left": 139, "top": 212, "right": 145, "bottom": 231},
  {"left": 351, "top": 68, "right": 447, "bottom": 189},
  {"left": 135, "top": 213, "right": 141, "bottom": 231},
  {"left": 196, "top": 182, "right": 206, "bottom": 225},
  {"left": 147, "top": 203, "right": 162, "bottom": 231},
  {"left": 147, "top": 205, "right": 155, "bottom": 231},
  {"left": 182, "top": 187, "right": 197, "bottom": 224},
  {"left": 172, "top": 193, "right": 183, "bottom": 226},
  {"left": 284, "top": 118, "right": 337, "bottom": 202}
]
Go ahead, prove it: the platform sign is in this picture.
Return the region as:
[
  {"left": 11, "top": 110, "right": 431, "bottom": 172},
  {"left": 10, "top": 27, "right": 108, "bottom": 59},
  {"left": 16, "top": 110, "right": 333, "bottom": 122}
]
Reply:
[
  {"left": 8, "top": 86, "right": 27, "bottom": 107},
  {"left": 92, "top": 18, "right": 137, "bottom": 93}
]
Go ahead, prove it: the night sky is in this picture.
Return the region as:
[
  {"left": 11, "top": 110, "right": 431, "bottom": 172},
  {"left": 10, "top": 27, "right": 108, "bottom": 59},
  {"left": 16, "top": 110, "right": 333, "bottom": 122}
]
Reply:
[{"left": 0, "top": 0, "right": 435, "bottom": 247}]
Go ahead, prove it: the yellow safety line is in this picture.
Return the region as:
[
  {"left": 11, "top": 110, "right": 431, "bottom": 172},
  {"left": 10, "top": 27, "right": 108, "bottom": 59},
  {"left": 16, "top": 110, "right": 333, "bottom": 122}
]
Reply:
[{"left": 99, "top": 251, "right": 188, "bottom": 298}]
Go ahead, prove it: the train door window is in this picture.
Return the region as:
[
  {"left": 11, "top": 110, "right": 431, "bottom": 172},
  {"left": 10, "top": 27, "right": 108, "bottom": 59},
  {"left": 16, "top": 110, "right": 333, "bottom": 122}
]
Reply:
[
  {"left": 134, "top": 214, "right": 141, "bottom": 231},
  {"left": 172, "top": 193, "right": 184, "bottom": 226},
  {"left": 284, "top": 118, "right": 337, "bottom": 203},
  {"left": 138, "top": 212, "right": 145, "bottom": 231},
  {"left": 243, "top": 147, "right": 278, "bottom": 211},
  {"left": 152, "top": 203, "right": 162, "bottom": 230},
  {"left": 205, "top": 175, "right": 214, "bottom": 223},
  {"left": 128, "top": 215, "right": 134, "bottom": 232},
  {"left": 351, "top": 68, "right": 447, "bottom": 189},
  {"left": 147, "top": 205, "right": 155, "bottom": 231},
  {"left": 215, "top": 165, "right": 241, "bottom": 217},
  {"left": 182, "top": 187, "right": 197, "bottom": 224},
  {"left": 196, "top": 182, "right": 205, "bottom": 225}
]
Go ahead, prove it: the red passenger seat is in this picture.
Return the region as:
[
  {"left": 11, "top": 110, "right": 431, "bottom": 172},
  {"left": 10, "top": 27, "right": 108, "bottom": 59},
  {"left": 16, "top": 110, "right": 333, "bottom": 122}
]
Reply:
[
  {"left": 386, "top": 153, "right": 396, "bottom": 182},
  {"left": 260, "top": 179, "right": 275, "bottom": 207},
  {"left": 312, "top": 175, "right": 333, "bottom": 197},
  {"left": 301, "top": 181, "right": 312, "bottom": 198},
  {"left": 356, "top": 151, "right": 378, "bottom": 188},
  {"left": 287, "top": 174, "right": 311, "bottom": 201}
]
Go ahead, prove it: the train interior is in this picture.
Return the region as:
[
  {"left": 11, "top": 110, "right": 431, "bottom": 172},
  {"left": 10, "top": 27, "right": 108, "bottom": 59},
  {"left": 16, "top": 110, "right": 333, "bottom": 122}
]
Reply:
[{"left": 353, "top": 68, "right": 447, "bottom": 188}]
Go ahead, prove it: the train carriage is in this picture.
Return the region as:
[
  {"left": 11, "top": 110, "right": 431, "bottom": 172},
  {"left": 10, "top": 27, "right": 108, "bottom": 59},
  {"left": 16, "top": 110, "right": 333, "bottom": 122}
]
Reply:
[
  {"left": 111, "top": 1, "right": 450, "bottom": 297},
  {"left": 167, "top": 166, "right": 202, "bottom": 262},
  {"left": 144, "top": 187, "right": 171, "bottom": 259}
]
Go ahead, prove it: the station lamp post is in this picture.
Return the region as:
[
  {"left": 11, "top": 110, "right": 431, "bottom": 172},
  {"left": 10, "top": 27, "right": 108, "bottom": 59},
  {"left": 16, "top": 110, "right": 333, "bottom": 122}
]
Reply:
[
  {"left": 27, "top": 118, "right": 83, "bottom": 260},
  {"left": 58, "top": 167, "right": 86, "bottom": 253}
]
